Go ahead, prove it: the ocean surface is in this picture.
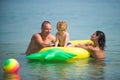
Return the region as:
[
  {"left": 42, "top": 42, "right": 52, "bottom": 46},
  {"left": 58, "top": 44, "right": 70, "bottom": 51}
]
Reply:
[{"left": 0, "top": 0, "right": 120, "bottom": 80}]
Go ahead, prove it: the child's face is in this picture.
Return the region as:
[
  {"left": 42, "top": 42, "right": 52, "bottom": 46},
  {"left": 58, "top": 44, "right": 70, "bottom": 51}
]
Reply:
[
  {"left": 57, "top": 24, "right": 67, "bottom": 32},
  {"left": 57, "top": 25, "right": 64, "bottom": 31}
]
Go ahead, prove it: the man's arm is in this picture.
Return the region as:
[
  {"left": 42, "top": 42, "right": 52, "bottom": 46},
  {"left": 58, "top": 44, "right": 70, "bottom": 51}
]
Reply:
[{"left": 34, "top": 33, "right": 55, "bottom": 47}]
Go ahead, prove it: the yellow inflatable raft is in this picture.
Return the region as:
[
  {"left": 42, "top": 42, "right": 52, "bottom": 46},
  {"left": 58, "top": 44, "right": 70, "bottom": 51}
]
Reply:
[{"left": 27, "top": 40, "right": 93, "bottom": 62}]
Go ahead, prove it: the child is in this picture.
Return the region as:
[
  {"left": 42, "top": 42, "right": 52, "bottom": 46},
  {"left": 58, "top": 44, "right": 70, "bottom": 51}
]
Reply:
[{"left": 55, "top": 20, "right": 71, "bottom": 47}]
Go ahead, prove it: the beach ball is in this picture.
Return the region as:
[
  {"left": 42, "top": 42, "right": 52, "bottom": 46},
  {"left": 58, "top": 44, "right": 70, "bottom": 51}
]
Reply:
[{"left": 3, "top": 58, "right": 20, "bottom": 73}]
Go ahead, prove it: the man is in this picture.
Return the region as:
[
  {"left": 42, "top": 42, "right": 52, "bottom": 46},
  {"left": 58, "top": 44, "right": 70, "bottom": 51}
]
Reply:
[
  {"left": 25, "top": 21, "right": 55, "bottom": 55},
  {"left": 75, "top": 31, "right": 106, "bottom": 59}
]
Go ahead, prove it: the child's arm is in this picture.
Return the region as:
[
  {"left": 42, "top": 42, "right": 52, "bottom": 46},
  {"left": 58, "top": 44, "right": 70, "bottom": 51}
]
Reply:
[
  {"left": 55, "top": 34, "right": 59, "bottom": 47},
  {"left": 64, "top": 32, "right": 70, "bottom": 47}
]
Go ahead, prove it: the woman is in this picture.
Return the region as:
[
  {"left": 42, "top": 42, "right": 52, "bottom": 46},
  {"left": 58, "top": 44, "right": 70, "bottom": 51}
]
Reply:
[{"left": 75, "top": 31, "right": 106, "bottom": 59}]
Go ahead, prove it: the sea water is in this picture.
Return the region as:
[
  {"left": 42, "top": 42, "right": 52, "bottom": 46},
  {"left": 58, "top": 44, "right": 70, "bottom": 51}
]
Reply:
[{"left": 0, "top": 0, "right": 120, "bottom": 80}]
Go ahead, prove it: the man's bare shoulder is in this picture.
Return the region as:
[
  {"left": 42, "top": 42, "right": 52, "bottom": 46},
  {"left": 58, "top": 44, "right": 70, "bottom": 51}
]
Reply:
[
  {"left": 30, "top": 33, "right": 42, "bottom": 41},
  {"left": 32, "top": 33, "right": 41, "bottom": 38}
]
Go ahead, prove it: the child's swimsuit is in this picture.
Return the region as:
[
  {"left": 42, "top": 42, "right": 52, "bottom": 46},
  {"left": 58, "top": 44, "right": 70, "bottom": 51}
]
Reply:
[{"left": 58, "top": 42, "right": 71, "bottom": 46}]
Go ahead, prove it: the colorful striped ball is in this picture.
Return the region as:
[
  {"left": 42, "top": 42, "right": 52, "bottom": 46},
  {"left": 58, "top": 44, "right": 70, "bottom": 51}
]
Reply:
[{"left": 3, "top": 58, "right": 20, "bottom": 73}]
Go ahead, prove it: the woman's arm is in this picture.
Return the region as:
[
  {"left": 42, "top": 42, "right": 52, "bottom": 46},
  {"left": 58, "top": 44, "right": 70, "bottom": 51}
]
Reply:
[{"left": 75, "top": 43, "right": 95, "bottom": 52}]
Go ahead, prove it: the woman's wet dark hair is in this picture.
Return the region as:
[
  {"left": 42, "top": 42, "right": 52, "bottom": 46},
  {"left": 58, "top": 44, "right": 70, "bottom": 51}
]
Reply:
[{"left": 96, "top": 31, "right": 106, "bottom": 50}]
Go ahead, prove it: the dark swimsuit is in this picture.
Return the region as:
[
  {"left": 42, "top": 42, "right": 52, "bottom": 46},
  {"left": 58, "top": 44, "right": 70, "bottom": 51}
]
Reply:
[
  {"left": 67, "top": 42, "right": 71, "bottom": 45},
  {"left": 58, "top": 42, "right": 71, "bottom": 46}
]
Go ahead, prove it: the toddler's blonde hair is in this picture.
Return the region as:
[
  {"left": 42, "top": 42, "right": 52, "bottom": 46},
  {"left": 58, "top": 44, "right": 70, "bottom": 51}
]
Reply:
[{"left": 56, "top": 20, "right": 67, "bottom": 31}]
